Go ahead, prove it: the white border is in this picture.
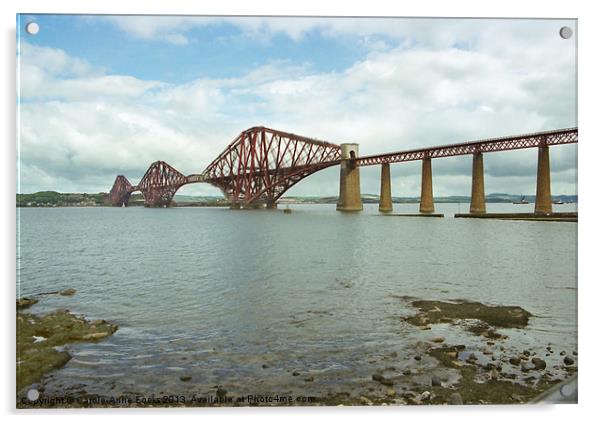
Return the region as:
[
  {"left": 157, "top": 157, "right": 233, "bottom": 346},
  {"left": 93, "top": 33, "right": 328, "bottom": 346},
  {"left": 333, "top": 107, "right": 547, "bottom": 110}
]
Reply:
[{"left": 3, "top": 1, "right": 599, "bottom": 423}]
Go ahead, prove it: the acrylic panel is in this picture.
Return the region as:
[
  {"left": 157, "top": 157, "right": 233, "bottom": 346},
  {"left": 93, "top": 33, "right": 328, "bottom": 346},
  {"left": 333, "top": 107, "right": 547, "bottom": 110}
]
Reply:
[{"left": 16, "top": 15, "right": 578, "bottom": 408}]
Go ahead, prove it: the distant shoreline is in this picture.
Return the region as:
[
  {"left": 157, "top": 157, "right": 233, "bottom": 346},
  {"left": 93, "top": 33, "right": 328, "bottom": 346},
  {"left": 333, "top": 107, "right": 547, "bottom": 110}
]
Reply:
[{"left": 16, "top": 191, "right": 578, "bottom": 208}]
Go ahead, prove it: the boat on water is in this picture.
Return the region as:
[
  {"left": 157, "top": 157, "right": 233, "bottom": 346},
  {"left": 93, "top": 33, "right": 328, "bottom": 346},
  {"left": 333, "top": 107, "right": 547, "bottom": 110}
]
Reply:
[
  {"left": 513, "top": 196, "right": 529, "bottom": 204},
  {"left": 553, "top": 200, "right": 565, "bottom": 205}
]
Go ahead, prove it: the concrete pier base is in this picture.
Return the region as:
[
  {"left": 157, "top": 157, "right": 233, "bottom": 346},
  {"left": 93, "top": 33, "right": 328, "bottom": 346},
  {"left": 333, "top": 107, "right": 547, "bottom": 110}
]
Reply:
[
  {"left": 534, "top": 146, "right": 552, "bottom": 215},
  {"left": 229, "top": 202, "right": 241, "bottom": 209},
  {"left": 419, "top": 158, "right": 434, "bottom": 214},
  {"left": 337, "top": 143, "right": 363, "bottom": 212},
  {"left": 379, "top": 163, "right": 393, "bottom": 213},
  {"left": 470, "top": 152, "right": 486, "bottom": 214}
]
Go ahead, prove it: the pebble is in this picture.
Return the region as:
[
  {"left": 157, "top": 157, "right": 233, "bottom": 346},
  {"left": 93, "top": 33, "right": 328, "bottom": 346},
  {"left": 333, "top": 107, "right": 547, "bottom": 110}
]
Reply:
[
  {"left": 509, "top": 357, "right": 521, "bottom": 366},
  {"left": 304, "top": 376, "right": 314, "bottom": 382},
  {"left": 523, "top": 350, "right": 530, "bottom": 356},
  {"left": 418, "top": 391, "right": 431, "bottom": 402},
  {"left": 531, "top": 357, "right": 547, "bottom": 370},
  {"left": 292, "top": 371, "right": 300, "bottom": 376},
  {"left": 521, "top": 362, "right": 532, "bottom": 372},
  {"left": 60, "top": 288, "right": 76, "bottom": 296},
  {"left": 448, "top": 392, "right": 463, "bottom": 405},
  {"left": 563, "top": 356, "right": 575, "bottom": 366},
  {"left": 431, "top": 336, "right": 445, "bottom": 343},
  {"left": 262, "top": 364, "right": 269, "bottom": 368},
  {"left": 372, "top": 374, "right": 394, "bottom": 386},
  {"left": 431, "top": 375, "right": 442, "bottom": 387},
  {"left": 573, "top": 351, "right": 578, "bottom": 356},
  {"left": 179, "top": 375, "right": 192, "bottom": 382},
  {"left": 414, "top": 355, "right": 422, "bottom": 361},
  {"left": 386, "top": 388, "right": 396, "bottom": 396}
]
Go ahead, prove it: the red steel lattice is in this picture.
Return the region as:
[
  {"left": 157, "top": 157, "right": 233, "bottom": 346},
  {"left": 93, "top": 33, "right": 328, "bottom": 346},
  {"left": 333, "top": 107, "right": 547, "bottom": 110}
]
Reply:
[
  {"left": 108, "top": 126, "right": 577, "bottom": 208},
  {"left": 201, "top": 126, "right": 341, "bottom": 206},
  {"left": 137, "top": 160, "right": 188, "bottom": 207},
  {"left": 108, "top": 175, "right": 133, "bottom": 207},
  {"left": 355, "top": 127, "right": 578, "bottom": 166}
]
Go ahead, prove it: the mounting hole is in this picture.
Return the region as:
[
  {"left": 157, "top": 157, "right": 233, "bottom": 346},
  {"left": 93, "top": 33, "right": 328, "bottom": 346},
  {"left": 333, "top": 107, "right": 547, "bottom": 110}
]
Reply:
[
  {"left": 27, "top": 388, "right": 40, "bottom": 401},
  {"left": 25, "top": 22, "right": 39, "bottom": 35},
  {"left": 559, "top": 26, "right": 573, "bottom": 39}
]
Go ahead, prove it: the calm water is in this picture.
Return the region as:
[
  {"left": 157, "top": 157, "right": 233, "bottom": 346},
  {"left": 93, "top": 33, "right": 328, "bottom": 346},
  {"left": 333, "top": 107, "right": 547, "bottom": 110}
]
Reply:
[{"left": 17, "top": 203, "right": 578, "bottom": 400}]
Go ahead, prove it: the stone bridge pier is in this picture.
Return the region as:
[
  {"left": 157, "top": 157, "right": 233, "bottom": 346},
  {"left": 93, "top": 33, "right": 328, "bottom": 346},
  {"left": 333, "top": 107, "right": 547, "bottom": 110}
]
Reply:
[{"left": 337, "top": 143, "right": 363, "bottom": 212}]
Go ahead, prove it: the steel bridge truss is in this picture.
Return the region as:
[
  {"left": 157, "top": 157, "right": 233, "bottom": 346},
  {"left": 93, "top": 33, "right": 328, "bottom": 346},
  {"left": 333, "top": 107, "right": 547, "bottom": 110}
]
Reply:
[
  {"left": 201, "top": 127, "right": 341, "bottom": 207},
  {"left": 355, "top": 127, "right": 578, "bottom": 166},
  {"left": 108, "top": 126, "right": 577, "bottom": 208},
  {"left": 108, "top": 127, "right": 341, "bottom": 207}
]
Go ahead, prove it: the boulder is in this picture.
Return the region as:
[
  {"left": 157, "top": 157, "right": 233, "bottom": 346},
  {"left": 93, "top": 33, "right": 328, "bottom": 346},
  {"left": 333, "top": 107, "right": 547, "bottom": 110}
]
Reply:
[
  {"left": 448, "top": 392, "right": 463, "bottom": 405},
  {"left": 531, "top": 357, "right": 547, "bottom": 370},
  {"left": 60, "top": 288, "right": 76, "bottom": 296},
  {"left": 563, "top": 356, "right": 575, "bottom": 366}
]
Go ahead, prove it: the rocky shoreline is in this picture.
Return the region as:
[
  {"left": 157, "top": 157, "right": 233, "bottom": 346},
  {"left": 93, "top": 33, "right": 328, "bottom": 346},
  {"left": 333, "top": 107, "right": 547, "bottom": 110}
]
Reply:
[
  {"left": 17, "top": 296, "right": 576, "bottom": 408},
  {"left": 16, "top": 291, "right": 118, "bottom": 396}
]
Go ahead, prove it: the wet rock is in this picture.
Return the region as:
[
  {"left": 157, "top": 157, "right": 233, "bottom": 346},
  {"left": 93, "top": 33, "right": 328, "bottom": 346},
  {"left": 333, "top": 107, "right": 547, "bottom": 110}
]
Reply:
[
  {"left": 448, "top": 392, "right": 463, "bottom": 405},
  {"left": 404, "top": 300, "right": 532, "bottom": 328},
  {"left": 486, "top": 340, "right": 495, "bottom": 346},
  {"left": 402, "top": 369, "right": 412, "bottom": 376},
  {"left": 417, "top": 391, "right": 431, "bottom": 402},
  {"left": 359, "top": 396, "right": 373, "bottom": 405},
  {"left": 386, "top": 388, "right": 396, "bottom": 396},
  {"left": 17, "top": 309, "right": 117, "bottom": 392},
  {"left": 304, "top": 376, "right": 314, "bottom": 382},
  {"left": 483, "top": 349, "right": 493, "bottom": 355},
  {"left": 414, "top": 355, "right": 422, "bottom": 361},
  {"left": 372, "top": 374, "right": 394, "bottom": 386},
  {"left": 389, "top": 351, "right": 398, "bottom": 358},
  {"left": 521, "top": 362, "right": 533, "bottom": 372},
  {"left": 431, "top": 375, "right": 442, "bottom": 387},
  {"left": 292, "top": 371, "right": 300, "bottom": 376},
  {"left": 81, "top": 332, "right": 110, "bottom": 340},
  {"left": 431, "top": 336, "right": 445, "bottom": 343},
  {"left": 573, "top": 351, "right": 578, "bottom": 356},
  {"left": 560, "top": 350, "right": 566, "bottom": 356},
  {"left": 59, "top": 288, "right": 76, "bottom": 296},
  {"left": 261, "top": 364, "right": 269, "bottom": 368},
  {"left": 509, "top": 357, "right": 522, "bottom": 366},
  {"left": 531, "top": 357, "right": 547, "bottom": 370},
  {"left": 546, "top": 346, "right": 554, "bottom": 353},
  {"left": 179, "top": 375, "right": 192, "bottom": 382},
  {"left": 563, "top": 356, "right": 575, "bottom": 366},
  {"left": 467, "top": 353, "right": 478, "bottom": 364},
  {"left": 511, "top": 393, "right": 524, "bottom": 403},
  {"left": 17, "top": 297, "right": 38, "bottom": 310},
  {"left": 522, "top": 350, "right": 530, "bottom": 356}
]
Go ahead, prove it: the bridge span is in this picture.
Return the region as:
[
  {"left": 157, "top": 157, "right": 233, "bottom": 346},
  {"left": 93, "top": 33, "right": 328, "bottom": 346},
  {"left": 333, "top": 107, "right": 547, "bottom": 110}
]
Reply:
[{"left": 109, "top": 126, "right": 577, "bottom": 215}]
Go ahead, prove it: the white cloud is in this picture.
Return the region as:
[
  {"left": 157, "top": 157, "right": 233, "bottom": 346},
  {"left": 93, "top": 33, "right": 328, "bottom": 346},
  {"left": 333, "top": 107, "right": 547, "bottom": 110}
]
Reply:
[{"left": 17, "top": 19, "right": 577, "bottom": 197}]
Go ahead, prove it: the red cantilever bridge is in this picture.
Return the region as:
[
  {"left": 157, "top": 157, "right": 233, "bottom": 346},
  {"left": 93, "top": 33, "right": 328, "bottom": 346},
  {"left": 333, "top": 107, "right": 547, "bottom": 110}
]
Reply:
[{"left": 109, "top": 126, "right": 577, "bottom": 214}]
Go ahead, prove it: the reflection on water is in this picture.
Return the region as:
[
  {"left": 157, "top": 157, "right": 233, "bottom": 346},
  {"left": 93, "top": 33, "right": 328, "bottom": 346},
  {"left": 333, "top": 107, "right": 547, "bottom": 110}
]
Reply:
[{"left": 17, "top": 203, "right": 577, "bottom": 399}]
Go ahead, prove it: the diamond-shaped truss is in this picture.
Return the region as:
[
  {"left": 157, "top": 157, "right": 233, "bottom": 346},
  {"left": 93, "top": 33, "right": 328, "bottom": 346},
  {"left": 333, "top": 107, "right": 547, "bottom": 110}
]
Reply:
[
  {"left": 109, "top": 175, "right": 133, "bottom": 206},
  {"left": 138, "top": 161, "right": 188, "bottom": 207},
  {"left": 107, "top": 126, "right": 577, "bottom": 208},
  {"left": 201, "top": 127, "right": 342, "bottom": 206}
]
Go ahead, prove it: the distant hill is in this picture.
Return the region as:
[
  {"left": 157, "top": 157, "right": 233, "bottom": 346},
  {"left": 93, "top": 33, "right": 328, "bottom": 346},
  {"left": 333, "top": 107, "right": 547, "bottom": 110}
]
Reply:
[{"left": 16, "top": 191, "right": 578, "bottom": 207}]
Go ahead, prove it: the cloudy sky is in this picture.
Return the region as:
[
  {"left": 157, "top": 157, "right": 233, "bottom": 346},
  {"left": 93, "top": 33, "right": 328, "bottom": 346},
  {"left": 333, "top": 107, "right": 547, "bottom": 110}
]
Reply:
[{"left": 17, "top": 15, "right": 577, "bottom": 197}]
